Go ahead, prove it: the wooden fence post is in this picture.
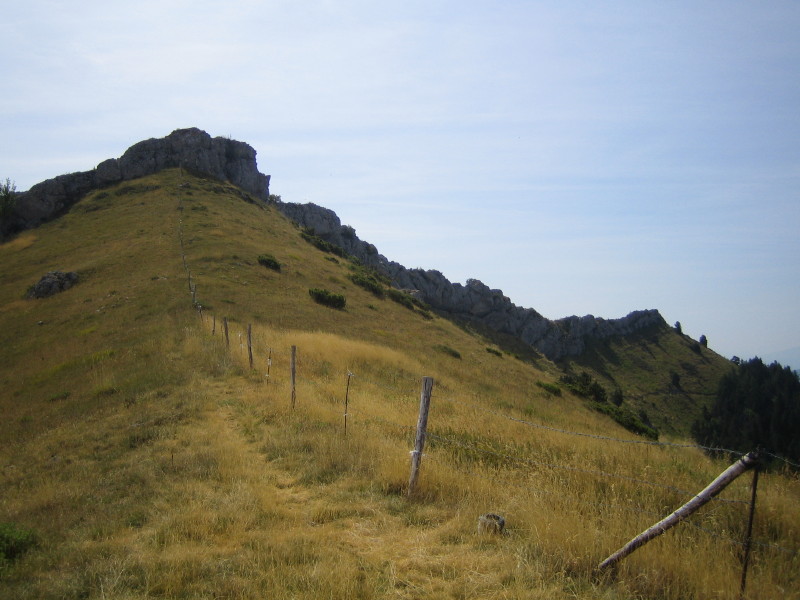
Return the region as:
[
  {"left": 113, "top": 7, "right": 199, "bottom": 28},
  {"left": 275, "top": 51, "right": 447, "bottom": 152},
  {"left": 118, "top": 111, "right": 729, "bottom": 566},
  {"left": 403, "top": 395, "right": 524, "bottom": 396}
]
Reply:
[
  {"left": 344, "top": 372, "right": 353, "bottom": 436},
  {"left": 408, "top": 376, "right": 434, "bottom": 497},
  {"left": 739, "top": 464, "right": 760, "bottom": 600},
  {"left": 223, "top": 317, "right": 229, "bottom": 348},
  {"left": 597, "top": 451, "right": 760, "bottom": 573},
  {"left": 212, "top": 315, "right": 216, "bottom": 335},
  {"left": 266, "top": 348, "right": 272, "bottom": 379},
  {"left": 247, "top": 324, "right": 253, "bottom": 370},
  {"left": 291, "top": 345, "right": 297, "bottom": 409}
]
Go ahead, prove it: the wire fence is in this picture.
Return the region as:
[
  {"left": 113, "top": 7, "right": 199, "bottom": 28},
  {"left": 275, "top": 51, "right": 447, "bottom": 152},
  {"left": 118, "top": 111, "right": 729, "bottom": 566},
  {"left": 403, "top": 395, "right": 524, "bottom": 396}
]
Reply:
[{"left": 173, "top": 180, "right": 799, "bottom": 572}]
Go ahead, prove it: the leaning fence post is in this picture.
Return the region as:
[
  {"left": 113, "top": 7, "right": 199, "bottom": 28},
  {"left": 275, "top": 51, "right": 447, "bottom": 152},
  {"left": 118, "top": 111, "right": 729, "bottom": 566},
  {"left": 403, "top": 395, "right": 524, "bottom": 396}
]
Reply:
[
  {"left": 223, "top": 317, "right": 229, "bottom": 348},
  {"left": 597, "top": 450, "right": 760, "bottom": 573},
  {"left": 408, "top": 376, "right": 434, "bottom": 497},
  {"left": 290, "top": 345, "right": 297, "bottom": 409}
]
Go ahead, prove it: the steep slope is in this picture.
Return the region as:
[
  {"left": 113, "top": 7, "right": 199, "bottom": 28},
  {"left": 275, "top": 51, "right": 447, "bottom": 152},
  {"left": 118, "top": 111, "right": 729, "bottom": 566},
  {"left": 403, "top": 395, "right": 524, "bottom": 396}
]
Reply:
[{"left": 1, "top": 171, "right": 796, "bottom": 600}]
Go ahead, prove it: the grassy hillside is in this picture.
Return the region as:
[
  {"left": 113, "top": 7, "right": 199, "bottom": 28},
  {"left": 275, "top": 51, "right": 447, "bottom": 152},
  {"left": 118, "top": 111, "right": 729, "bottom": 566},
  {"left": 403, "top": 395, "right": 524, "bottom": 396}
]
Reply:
[
  {"left": 563, "top": 322, "right": 734, "bottom": 437},
  {"left": 0, "top": 170, "right": 797, "bottom": 599}
]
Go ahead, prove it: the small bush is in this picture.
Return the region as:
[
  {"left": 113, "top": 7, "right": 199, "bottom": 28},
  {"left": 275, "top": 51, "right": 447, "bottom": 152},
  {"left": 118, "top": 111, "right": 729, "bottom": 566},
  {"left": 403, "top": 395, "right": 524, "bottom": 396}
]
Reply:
[
  {"left": 561, "top": 372, "right": 607, "bottom": 402},
  {"left": 536, "top": 381, "right": 561, "bottom": 396},
  {"left": 309, "top": 288, "right": 346, "bottom": 309},
  {"left": 590, "top": 402, "right": 659, "bottom": 440},
  {"left": 435, "top": 345, "right": 461, "bottom": 359},
  {"left": 349, "top": 272, "right": 385, "bottom": 298},
  {"left": 386, "top": 288, "right": 415, "bottom": 310},
  {"left": 257, "top": 254, "right": 281, "bottom": 272},
  {"left": 300, "top": 229, "right": 347, "bottom": 258},
  {"left": 486, "top": 347, "right": 503, "bottom": 357}
]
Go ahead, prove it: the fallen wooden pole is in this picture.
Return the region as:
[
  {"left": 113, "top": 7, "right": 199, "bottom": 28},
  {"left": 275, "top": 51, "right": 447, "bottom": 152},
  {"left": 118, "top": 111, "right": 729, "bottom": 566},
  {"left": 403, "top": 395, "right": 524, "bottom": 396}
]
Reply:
[{"left": 598, "top": 450, "right": 760, "bottom": 573}]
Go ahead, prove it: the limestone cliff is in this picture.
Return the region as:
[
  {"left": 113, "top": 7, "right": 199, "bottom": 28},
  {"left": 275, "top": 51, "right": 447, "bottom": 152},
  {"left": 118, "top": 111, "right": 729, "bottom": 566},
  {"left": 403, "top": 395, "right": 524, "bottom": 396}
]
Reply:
[{"left": 10, "top": 128, "right": 269, "bottom": 231}]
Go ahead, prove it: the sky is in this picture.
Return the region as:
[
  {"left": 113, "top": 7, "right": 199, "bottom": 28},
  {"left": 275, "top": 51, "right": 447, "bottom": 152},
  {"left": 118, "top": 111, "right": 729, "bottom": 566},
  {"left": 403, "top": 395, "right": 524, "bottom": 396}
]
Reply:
[{"left": 2, "top": 1, "right": 799, "bottom": 366}]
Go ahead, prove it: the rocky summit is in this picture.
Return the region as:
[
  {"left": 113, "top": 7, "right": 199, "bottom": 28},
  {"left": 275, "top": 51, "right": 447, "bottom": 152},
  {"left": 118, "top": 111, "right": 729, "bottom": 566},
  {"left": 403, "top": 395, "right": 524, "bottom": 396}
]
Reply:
[{"left": 9, "top": 128, "right": 269, "bottom": 231}]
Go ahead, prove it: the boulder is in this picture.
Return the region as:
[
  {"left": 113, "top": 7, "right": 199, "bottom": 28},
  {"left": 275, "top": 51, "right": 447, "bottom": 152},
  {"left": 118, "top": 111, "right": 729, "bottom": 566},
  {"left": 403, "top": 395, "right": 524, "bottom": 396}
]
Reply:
[{"left": 27, "top": 271, "right": 79, "bottom": 299}]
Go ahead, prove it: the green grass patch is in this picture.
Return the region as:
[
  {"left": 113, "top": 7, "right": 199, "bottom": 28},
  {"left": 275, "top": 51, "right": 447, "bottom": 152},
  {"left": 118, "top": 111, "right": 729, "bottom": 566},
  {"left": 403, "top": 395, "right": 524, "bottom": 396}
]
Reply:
[{"left": 0, "top": 523, "right": 37, "bottom": 569}]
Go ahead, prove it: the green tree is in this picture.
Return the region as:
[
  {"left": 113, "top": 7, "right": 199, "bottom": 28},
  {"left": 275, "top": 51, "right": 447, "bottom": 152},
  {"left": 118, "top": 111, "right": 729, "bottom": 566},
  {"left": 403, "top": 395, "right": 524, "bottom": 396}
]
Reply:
[
  {"left": 0, "top": 178, "right": 16, "bottom": 238},
  {"left": 692, "top": 357, "right": 800, "bottom": 467}
]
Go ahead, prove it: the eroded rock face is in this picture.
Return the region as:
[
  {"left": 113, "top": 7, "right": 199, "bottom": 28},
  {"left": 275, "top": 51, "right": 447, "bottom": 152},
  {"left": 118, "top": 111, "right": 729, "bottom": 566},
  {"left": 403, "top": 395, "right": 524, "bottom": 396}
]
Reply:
[
  {"left": 11, "top": 128, "right": 270, "bottom": 231},
  {"left": 27, "top": 271, "right": 79, "bottom": 299},
  {"left": 272, "top": 199, "right": 667, "bottom": 360}
]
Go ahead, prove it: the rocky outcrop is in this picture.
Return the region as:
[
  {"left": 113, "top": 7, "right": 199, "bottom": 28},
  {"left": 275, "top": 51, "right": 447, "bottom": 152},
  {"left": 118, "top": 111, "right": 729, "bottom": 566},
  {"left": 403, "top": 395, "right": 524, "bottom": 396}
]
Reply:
[
  {"left": 27, "top": 271, "right": 79, "bottom": 299},
  {"left": 273, "top": 199, "right": 667, "bottom": 360},
  {"left": 10, "top": 128, "right": 270, "bottom": 231}
]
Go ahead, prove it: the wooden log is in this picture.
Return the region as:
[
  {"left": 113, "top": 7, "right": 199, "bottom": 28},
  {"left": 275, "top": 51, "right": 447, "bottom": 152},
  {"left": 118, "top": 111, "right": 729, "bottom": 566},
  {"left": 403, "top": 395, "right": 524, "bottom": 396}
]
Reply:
[
  {"left": 408, "top": 376, "right": 434, "bottom": 496},
  {"left": 598, "top": 451, "right": 760, "bottom": 572}
]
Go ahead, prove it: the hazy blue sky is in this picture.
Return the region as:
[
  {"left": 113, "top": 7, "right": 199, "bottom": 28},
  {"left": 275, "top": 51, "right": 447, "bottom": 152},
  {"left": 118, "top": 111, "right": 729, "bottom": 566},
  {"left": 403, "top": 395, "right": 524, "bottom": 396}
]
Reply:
[{"left": 2, "top": 1, "right": 799, "bottom": 365}]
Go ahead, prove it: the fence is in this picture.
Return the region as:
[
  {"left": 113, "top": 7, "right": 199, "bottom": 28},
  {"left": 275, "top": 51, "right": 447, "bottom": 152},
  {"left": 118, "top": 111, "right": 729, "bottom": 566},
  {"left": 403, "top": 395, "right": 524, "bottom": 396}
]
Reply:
[
  {"left": 173, "top": 178, "right": 798, "bottom": 599},
  {"left": 195, "top": 309, "right": 798, "bottom": 572}
]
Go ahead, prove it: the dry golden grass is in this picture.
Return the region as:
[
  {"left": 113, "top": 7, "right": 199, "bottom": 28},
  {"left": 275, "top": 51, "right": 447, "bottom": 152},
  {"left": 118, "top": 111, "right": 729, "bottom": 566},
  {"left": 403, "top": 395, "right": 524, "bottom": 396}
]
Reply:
[{"left": 0, "top": 170, "right": 797, "bottom": 599}]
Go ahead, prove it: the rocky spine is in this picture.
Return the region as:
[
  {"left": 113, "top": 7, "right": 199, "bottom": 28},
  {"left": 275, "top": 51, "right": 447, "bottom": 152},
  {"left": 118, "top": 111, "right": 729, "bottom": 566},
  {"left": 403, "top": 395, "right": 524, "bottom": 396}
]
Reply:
[{"left": 271, "top": 199, "right": 666, "bottom": 360}]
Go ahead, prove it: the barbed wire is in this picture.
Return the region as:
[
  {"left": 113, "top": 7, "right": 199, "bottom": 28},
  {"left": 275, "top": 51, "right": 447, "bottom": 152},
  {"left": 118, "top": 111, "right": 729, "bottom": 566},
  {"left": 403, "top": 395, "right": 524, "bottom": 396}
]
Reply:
[
  {"left": 425, "top": 431, "right": 749, "bottom": 506},
  {"left": 423, "top": 451, "right": 798, "bottom": 557},
  {"left": 762, "top": 451, "right": 800, "bottom": 470},
  {"left": 434, "top": 391, "right": 749, "bottom": 457},
  {"left": 176, "top": 215, "right": 798, "bottom": 559},
  {"left": 189, "top": 309, "right": 800, "bottom": 475},
  {"left": 190, "top": 321, "right": 800, "bottom": 474}
]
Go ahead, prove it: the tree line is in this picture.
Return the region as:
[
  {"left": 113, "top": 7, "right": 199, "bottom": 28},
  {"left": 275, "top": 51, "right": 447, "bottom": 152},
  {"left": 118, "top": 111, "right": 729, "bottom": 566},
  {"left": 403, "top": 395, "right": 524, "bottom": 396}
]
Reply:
[{"left": 692, "top": 357, "right": 800, "bottom": 467}]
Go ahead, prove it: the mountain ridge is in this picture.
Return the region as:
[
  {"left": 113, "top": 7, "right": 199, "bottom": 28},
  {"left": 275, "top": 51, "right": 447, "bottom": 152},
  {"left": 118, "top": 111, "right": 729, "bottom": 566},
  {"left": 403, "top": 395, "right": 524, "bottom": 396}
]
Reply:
[{"left": 10, "top": 127, "right": 668, "bottom": 360}]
